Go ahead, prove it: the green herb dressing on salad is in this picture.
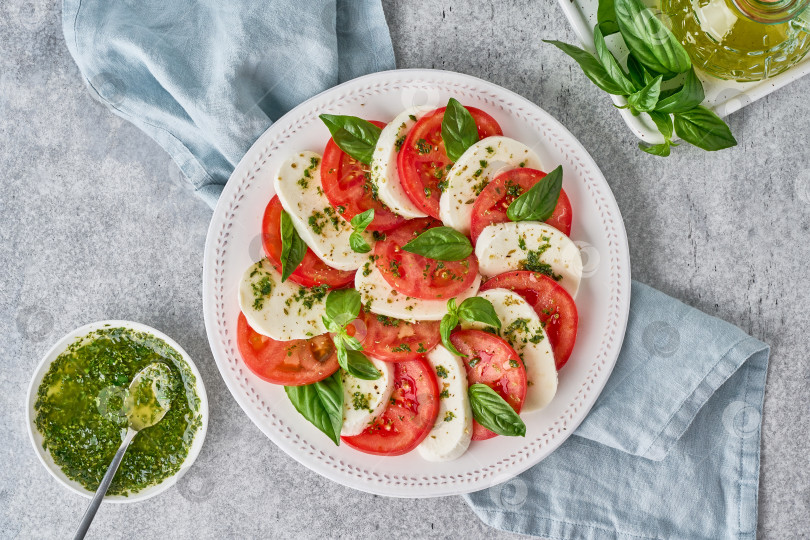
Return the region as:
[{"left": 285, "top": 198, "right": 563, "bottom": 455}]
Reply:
[{"left": 34, "top": 327, "right": 201, "bottom": 496}]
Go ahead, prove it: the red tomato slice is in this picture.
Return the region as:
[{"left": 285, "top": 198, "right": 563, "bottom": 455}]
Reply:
[
  {"left": 449, "top": 329, "right": 527, "bottom": 441},
  {"left": 470, "top": 168, "right": 573, "bottom": 243},
  {"left": 397, "top": 106, "right": 503, "bottom": 219},
  {"left": 341, "top": 357, "right": 439, "bottom": 455},
  {"left": 373, "top": 217, "right": 479, "bottom": 300},
  {"left": 481, "top": 271, "right": 578, "bottom": 370},
  {"left": 236, "top": 313, "right": 339, "bottom": 386},
  {"left": 262, "top": 195, "right": 355, "bottom": 288},
  {"left": 321, "top": 120, "right": 406, "bottom": 232},
  {"left": 358, "top": 310, "right": 440, "bottom": 362}
]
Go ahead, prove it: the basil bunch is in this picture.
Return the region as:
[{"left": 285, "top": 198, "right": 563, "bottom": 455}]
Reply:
[
  {"left": 287, "top": 288, "right": 381, "bottom": 445},
  {"left": 546, "top": 0, "right": 736, "bottom": 156},
  {"left": 440, "top": 297, "right": 501, "bottom": 356},
  {"left": 349, "top": 209, "right": 374, "bottom": 253},
  {"left": 321, "top": 289, "right": 380, "bottom": 380}
]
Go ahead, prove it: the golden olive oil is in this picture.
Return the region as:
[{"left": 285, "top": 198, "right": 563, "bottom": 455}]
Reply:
[{"left": 661, "top": 0, "right": 810, "bottom": 81}]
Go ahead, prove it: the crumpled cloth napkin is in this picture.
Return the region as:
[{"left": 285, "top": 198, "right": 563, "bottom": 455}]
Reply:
[
  {"left": 62, "top": 1, "right": 769, "bottom": 538},
  {"left": 63, "top": 0, "right": 394, "bottom": 208}
]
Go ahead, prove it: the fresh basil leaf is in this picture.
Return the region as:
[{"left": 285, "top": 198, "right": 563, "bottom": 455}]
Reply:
[
  {"left": 674, "top": 106, "right": 737, "bottom": 151},
  {"left": 342, "top": 334, "right": 362, "bottom": 351},
  {"left": 345, "top": 350, "right": 381, "bottom": 380},
  {"left": 319, "top": 114, "right": 381, "bottom": 164},
  {"left": 648, "top": 110, "right": 674, "bottom": 140},
  {"left": 626, "top": 53, "right": 652, "bottom": 88},
  {"left": 440, "top": 312, "right": 464, "bottom": 357},
  {"left": 468, "top": 383, "right": 526, "bottom": 437},
  {"left": 402, "top": 226, "right": 473, "bottom": 261},
  {"left": 285, "top": 373, "right": 344, "bottom": 445},
  {"left": 655, "top": 68, "right": 705, "bottom": 113},
  {"left": 279, "top": 210, "right": 307, "bottom": 283},
  {"left": 626, "top": 75, "right": 662, "bottom": 113},
  {"left": 614, "top": 0, "right": 691, "bottom": 76},
  {"left": 349, "top": 232, "right": 371, "bottom": 254},
  {"left": 458, "top": 297, "right": 501, "bottom": 328},
  {"left": 349, "top": 209, "right": 374, "bottom": 254},
  {"left": 447, "top": 297, "right": 459, "bottom": 316},
  {"left": 597, "top": 0, "right": 619, "bottom": 35},
  {"left": 639, "top": 141, "right": 672, "bottom": 156},
  {"left": 441, "top": 98, "right": 479, "bottom": 162},
  {"left": 325, "top": 288, "right": 362, "bottom": 327},
  {"left": 506, "top": 165, "right": 563, "bottom": 222},
  {"left": 350, "top": 209, "right": 374, "bottom": 231},
  {"left": 593, "top": 25, "right": 636, "bottom": 95},
  {"left": 335, "top": 345, "right": 348, "bottom": 369},
  {"left": 322, "top": 316, "right": 341, "bottom": 334},
  {"left": 543, "top": 40, "right": 627, "bottom": 95}
]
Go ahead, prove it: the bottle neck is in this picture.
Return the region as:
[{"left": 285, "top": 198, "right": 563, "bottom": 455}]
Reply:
[{"left": 732, "top": 0, "right": 810, "bottom": 23}]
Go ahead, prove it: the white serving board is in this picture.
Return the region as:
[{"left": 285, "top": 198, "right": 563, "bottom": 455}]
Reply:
[{"left": 557, "top": 0, "right": 810, "bottom": 144}]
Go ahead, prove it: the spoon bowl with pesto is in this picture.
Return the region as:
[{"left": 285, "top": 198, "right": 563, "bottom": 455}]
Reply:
[{"left": 26, "top": 320, "right": 208, "bottom": 503}]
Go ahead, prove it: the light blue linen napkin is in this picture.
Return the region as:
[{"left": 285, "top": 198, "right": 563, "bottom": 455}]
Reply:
[
  {"left": 62, "top": 2, "right": 770, "bottom": 538},
  {"left": 62, "top": 0, "right": 395, "bottom": 208},
  {"left": 464, "top": 281, "right": 769, "bottom": 540}
]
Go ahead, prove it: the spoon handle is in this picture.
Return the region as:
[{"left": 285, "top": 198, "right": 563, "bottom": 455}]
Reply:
[{"left": 73, "top": 428, "right": 138, "bottom": 540}]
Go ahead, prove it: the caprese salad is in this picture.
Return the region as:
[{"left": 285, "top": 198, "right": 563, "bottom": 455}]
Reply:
[{"left": 235, "top": 98, "right": 582, "bottom": 461}]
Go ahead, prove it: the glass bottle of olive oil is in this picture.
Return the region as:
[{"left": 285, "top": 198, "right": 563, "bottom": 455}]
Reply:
[{"left": 661, "top": 0, "right": 810, "bottom": 81}]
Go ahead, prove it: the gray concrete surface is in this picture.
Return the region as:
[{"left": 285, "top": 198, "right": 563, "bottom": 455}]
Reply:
[{"left": 1, "top": 0, "right": 808, "bottom": 538}]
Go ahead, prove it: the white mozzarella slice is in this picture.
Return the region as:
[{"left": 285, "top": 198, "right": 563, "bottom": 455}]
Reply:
[
  {"left": 354, "top": 259, "right": 481, "bottom": 322},
  {"left": 370, "top": 107, "right": 430, "bottom": 219},
  {"left": 417, "top": 346, "right": 473, "bottom": 461},
  {"left": 274, "top": 151, "right": 370, "bottom": 271},
  {"left": 341, "top": 358, "right": 394, "bottom": 436},
  {"left": 461, "top": 288, "right": 558, "bottom": 412},
  {"left": 439, "top": 137, "right": 543, "bottom": 234},
  {"left": 475, "top": 221, "right": 582, "bottom": 298},
  {"left": 238, "top": 258, "right": 328, "bottom": 341}
]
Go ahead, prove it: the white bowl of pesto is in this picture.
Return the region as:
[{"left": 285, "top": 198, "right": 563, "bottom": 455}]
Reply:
[{"left": 26, "top": 320, "right": 208, "bottom": 503}]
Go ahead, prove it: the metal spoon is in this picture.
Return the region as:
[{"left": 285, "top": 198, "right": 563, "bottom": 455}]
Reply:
[{"left": 73, "top": 363, "right": 174, "bottom": 540}]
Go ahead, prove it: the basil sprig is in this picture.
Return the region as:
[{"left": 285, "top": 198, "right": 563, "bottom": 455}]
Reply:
[
  {"left": 507, "top": 165, "right": 563, "bottom": 222},
  {"left": 545, "top": 0, "right": 736, "bottom": 156},
  {"left": 279, "top": 210, "right": 307, "bottom": 282},
  {"left": 440, "top": 297, "right": 501, "bottom": 357},
  {"left": 285, "top": 372, "right": 344, "bottom": 445},
  {"left": 322, "top": 289, "right": 381, "bottom": 380},
  {"left": 349, "top": 209, "right": 374, "bottom": 254},
  {"left": 441, "top": 98, "right": 479, "bottom": 162},
  {"left": 402, "top": 226, "right": 473, "bottom": 261},
  {"left": 468, "top": 383, "right": 526, "bottom": 437},
  {"left": 319, "top": 114, "right": 381, "bottom": 164}
]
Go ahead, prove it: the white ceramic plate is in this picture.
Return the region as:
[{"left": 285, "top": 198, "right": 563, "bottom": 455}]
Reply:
[
  {"left": 26, "top": 320, "right": 209, "bottom": 502},
  {"left": 203, "top": 69, "right": 631, "bottom": 498}
]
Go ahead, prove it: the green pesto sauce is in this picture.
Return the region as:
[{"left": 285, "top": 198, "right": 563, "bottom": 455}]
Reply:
[{"left": 34, "top": 327, "right": 201, "bottom": 496}]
